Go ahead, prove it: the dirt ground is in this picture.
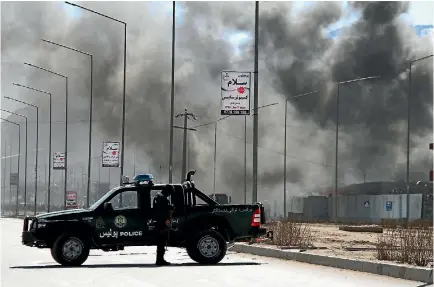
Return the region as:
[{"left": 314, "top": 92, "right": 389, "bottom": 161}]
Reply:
[
  {"left": 259, "top": 223, "right": 383, "bottom": 262},
  {"left": 306, "top": 224, "right": 379, "bottom": 261},
  {"left": 252, "top": 223, "right": 433, "bottom": 267}
]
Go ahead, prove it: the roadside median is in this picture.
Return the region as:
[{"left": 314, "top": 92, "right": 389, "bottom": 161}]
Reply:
[{"left": 229, "top": 243, "right": 433, "bottom": 284}]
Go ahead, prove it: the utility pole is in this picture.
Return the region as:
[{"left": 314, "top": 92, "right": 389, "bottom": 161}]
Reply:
[
  {"left": 175, "top": 109, "right": 197, "bottom": 181},
  {"left": 252, "top": 1, "right": 259, "bottom": 204},
  {"left": 213, "top": 123, "right": 217, "bottom": 197},
  {"left": 169, "top": 1, "right": 176, "bottom": 183},
  {"left": 283, "top": 100, "right": 287, "bottom": 218},
  {"left": 2, "top": 133, "right": 7, "bottom": 214},
  {"left": 244, "top": 116, "right": 247, "bottom": 204}
]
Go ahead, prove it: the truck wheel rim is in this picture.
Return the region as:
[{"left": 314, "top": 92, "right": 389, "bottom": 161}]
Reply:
[
  {"left": 62, "top": 238, "right": 83, "bottom": 261},
  {"left": 197, "top": 235, "right": 220, "bottom": 258}
]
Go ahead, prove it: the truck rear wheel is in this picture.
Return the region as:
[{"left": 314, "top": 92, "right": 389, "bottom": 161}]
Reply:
[
  {"left": 51, "top": 234, "right": 90, "bottom": 266},
  {"left": 187, "top": 229, "right": 227, "bottom": 264}
]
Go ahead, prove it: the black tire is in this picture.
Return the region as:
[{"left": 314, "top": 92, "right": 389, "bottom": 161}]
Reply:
[
  {"left": 186, "top": 229, "right": 227, "bottom": 264},
  {"left": 51, "top": 233, "right": 90, "bottom": 267}
]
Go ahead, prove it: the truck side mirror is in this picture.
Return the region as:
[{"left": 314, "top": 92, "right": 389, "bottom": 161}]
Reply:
[
  {"left": 228, "top": 196, "right": 232, "bottom": 204},
  {"left": 104, "top": 202, "right": 113, "bottom": 211}
]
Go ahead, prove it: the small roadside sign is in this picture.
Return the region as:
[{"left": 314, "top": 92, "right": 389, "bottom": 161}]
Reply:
[
  {"left": 10, "top": 173, "right": 19, "bottom": 185},
  {"left": 385, "top": 201, "right": 392, "bottom": 211}
]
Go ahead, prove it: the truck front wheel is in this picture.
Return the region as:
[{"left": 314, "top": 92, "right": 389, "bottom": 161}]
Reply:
[
  {"left": 187, "top": 229, "right": 227, "bottom": 264},
  {"left": 51, "top": 234, "right": 90, "bottom": 266}
]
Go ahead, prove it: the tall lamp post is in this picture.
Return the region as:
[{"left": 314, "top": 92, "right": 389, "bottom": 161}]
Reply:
[
  {"left": 40, "top": 40, "right": 94, "bottom": 208},
  {"left": 406, "top": 54, "right": 433, "bottom": 222},
  {"left": 252, "top": 0, "right": 260, "bottom": 204},
  {"left": 65, "top": 1, "right": 127, "bottom": 189},
  {"left": 1, "top": 109, "right": 27, "bottom": 214},
  {"left": 283, "top": 90, "right": 319, "bottom": 218},
  {"left": 1, "top": 119, "right": 20, "bottom": 215},
  {"left": 169, "top": 1, "right": 176, "bottom": 183},
  {"left": 334, "top": 76, "right": 380, "bottom": 221},
  {"left": 24, "top": 62, "right": 69, "bottom": 209},
  {"left": 191, "top": 102, "right": 278, "bottom": 203},
  {"left": 4, "top": 96, "right": 39, "bottom": 215},
  {"left": 1, "top": 126, "right": 8, "bottom": 214},
  {"left": 13, "top": 83, "right": 53, "bottom": 212}
]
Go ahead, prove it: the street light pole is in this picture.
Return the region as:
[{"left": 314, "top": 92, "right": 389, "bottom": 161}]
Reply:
[
  {"left": 283, "top": 100, "right": 287, "bottom": 217},
  {"left": 334, "top": 76, "right": 380, "bottom": 222},
  {"left": 252, "top": 0, "right": 259, "bottom": 204},
  {"left": 1, "top": 110, "right": 27, "bottom": 214},
  {"left": 4, "top": 96, "right": 39, "bottom": 215},
  {"left": 191, "top": 102, "right": 278, "bottom": 203},
  {"left": 2, "top": 127, "right": 7, "bottom": 213},
  {"left": 40, "top": 40, "right": 94, "bottom": 208},
  {"left": 244, "top": 116, "right": 247, "bottom": 204},
  {"left": 406, "top": 54, "right": 433, "bottom": 222},
  {"left": 64, "top": 1, "right": 127, "bottom": 188},
  {"left": 13, "top": 83, "right": 52, "bottom": 212},
  {"left": 1, "top": 118, "right": 21, "bottom": 216},
  {"left": 284, "top": 90, "right": 320, "bottom": 218},
  {"left": 169, "top": 1, "right": 176, "bottom": 183},
  {"left": 213, "top": 122, "right": 217, "bottom": 197},
  {"left": 24, "top": 62, "right": 70, "bottom": 209}
]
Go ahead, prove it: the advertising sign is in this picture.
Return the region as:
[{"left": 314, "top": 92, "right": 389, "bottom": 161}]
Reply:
[
  {"left": 221, "top": 71, "right": 251, "bottom": 115},
  {"left": 66, "top": 191, "right": 78, "bottom": 209},
  {"left": 10, "top": 173, "right": 19, "bottom": 185},
  {"left": 53, "top": 152, "right": 65, "bottom": 170},
  {"left": 102, "top": 142, "right": 120, "bottom": 167}
]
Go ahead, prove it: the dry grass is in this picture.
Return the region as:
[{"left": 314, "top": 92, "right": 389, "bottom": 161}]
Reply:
[
  {"left": 267, "top": 220, "right": 314, "bottom": 248},
  {"left": 376, "top": 222, "right": 433, "bottom": 267}
]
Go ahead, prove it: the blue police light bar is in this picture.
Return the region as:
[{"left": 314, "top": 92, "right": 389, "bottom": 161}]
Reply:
[{"left": 133, "top": 173, "right": 154, "bottom": 186}]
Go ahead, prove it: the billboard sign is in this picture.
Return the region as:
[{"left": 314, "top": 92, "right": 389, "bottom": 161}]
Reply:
[
  {"left": 10, "top": 173, "right": 19, "bottom": 185},
  {"left": 102, "top": 142, "right": 120, "bottom": 167},
  {"left": 53, "top": 152, "right": 65, "bottom": 170},
  {"left": 221, "top": 71, "right": 251, "bottom": 115},
  {"left": 66, "top": 191, "right": 78, "bottom": 209}
]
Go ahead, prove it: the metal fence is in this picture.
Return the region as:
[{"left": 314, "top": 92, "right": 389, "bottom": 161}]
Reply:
[{"left": 286, "top": 194, "right": 425, "bottom": 224}]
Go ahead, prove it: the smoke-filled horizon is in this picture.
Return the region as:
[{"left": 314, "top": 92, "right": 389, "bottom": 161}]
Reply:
[{"left": 1, "top": 2, "right": 433, "bottom": 211}]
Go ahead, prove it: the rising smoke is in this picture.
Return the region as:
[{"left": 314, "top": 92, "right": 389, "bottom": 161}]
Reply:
[{"left": 1, "top": 2, "right": 432, "bottom": 207}]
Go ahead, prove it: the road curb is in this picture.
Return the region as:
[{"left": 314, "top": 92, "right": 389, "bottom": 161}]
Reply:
[{"left": 230, "top": 243, "right": 433, "bottom": 283}]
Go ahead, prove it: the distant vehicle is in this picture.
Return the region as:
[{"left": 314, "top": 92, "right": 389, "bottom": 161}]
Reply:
[
  {"left": 208, "top": 193, "right": 231, "bottom": 205},
  {"left": 22, "top": 170, "right": 265, "bottom": 266}
]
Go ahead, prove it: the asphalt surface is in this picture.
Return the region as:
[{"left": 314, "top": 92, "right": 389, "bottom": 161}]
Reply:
[{"left": 1, "top": 218, "right": 431, "bottom": 287}]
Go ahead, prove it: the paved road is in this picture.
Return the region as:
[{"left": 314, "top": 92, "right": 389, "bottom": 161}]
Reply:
[{"left": 1, "top": 218, "right": 430, "bottom": 287}]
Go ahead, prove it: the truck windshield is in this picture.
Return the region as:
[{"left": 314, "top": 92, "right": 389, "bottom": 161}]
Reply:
[{"left": 88, "top": 186, "right": 122, "bottom": 210}]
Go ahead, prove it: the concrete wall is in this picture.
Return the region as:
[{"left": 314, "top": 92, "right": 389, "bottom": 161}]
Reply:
[{"left": 288, "top": 194, "right": 423, "bottom": 223}]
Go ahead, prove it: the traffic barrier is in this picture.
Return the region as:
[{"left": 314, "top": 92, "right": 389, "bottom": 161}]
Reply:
[{"left": 230, "top": 243, "right": 433, "bottom": 284}]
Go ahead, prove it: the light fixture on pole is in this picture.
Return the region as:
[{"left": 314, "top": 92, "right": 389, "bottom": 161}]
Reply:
[
  {"left": 1, "top": 109, "right": 27, "bottom": 214},
  {"left": 40, "top": 40, "right": 94, "bottom": 208},
  {"left": 4, "top": 96, "right": 39, "bottom": 215},
  {"left": 191, "top": 102, "right": 278, "bottom": 203},
  {"left": 64, "top": 1, "right": 127, "bottom": 192},
  {"left": 13, "top": 83, "right": 52, "bottom": 213},
  {"left": 1, "top": 118, "right": 20, "bottom": 216},
  {"left": 24, "top": 62, "right": 69, "bottom": 210},
  {"left": 406, "top": 54, "right": 433, "bottom": 222},
  {"left": 334, "top": 76, "right": 380, "bottom": 221},
  {"left": 284, "top": 90, "right": 320, "bottom": 218}
]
